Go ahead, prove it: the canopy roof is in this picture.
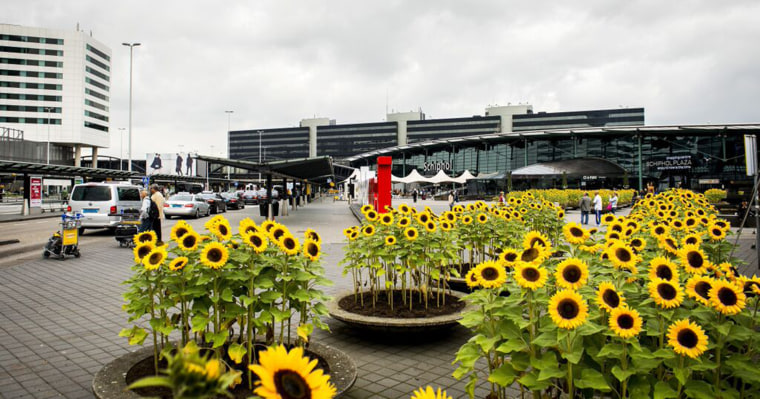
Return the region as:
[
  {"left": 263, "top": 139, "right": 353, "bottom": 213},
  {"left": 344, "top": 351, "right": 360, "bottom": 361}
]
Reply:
[
  {"left": 194, "top": 155, "right": 335, "bottom": 182},
  {"left": 511, "top": 157, "right": 626, "bottom": 177},
  {"left": 393, "top": 169, "right": 477, "bottom": 184},
  {"left": 0, "top": 160, "right": 135, "bottom": 179}
]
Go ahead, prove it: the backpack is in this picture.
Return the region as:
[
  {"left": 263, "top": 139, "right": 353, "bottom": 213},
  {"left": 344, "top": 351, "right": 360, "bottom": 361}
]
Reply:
[{"left": 148, "top": 199, "right": 159, "bottom": 220}]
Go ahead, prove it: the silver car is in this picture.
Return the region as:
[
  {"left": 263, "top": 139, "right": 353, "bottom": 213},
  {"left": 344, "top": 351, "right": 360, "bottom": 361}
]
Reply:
[
  {"left": 68, "top": 182, "right": 142, "bottom": 233},
  {"left": 163, "top": 193, "right": 210, "bottom": 219}
]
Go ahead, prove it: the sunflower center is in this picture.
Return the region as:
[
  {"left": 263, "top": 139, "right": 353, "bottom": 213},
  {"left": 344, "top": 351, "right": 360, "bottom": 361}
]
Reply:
[
  {"left": 602, "top": 290, "right": 620, "bottom": 308},
  {"left": 284, "top": 238, "right": 296, "bottom": 250},
  {"left": 208, "top": 248, "right": 222, "bottom": 262},
  {"left": 138, "top": 246, "right": 151, "bottom": 258},
  {"left": 307, "top": 243, "right": 319, "bottom": 257},
  {"left": 522, "top": 267, "right": 539, "bottom": 282},
  {"left": 505, "top": 253, "right": 517, "bottom": 262},
  {"left": 148, "top": 252, "right": 162, "bottom": 264},
  {"left": 557, "top": 299, "right": 580, "bottom": 319},
  {"left": 617, "top": 314, "right": 634, "bottom": 329},
  {"left": 612, "top": 225, "right": 622, "bottom": 232},
  {"left": 183, "top": 235, "right": 196, "bottom": 247},
  {"left": 632, "top": 239, "right": 642, "bottom": 248},
  {"left": 273, "top": 229, "right": 285, "bottom": 240},
  {"left": 219, "top": 225, "right": 229, "bottom": 235},
  {"left": 481, "top": 267, "right": 499, "bottom": 281},
  {"left": 175, "top": 227, "right": 188, "bottom": 238},
  {"left": 274, "top": 370, "right": 311, "bottom": 399},
  {"left": 656, "top": 265, "right": 673, "bottom": 280},
  {"left": 529, "top": 238, "right": 545, "bottom": 248},
  {"left": 245, "top": 226, "right": 257, "bottom": 235},
  {"left": 657, "top": 283, "right": 677, "bottom": 300},
  {"left": 139, "top": 234, "right": 152, "bottom": 243},
  {"left": 712, "top": 228, "right": 722, "bottom": 236},
  {"left": 615, "top": 248, "right": 631, "bottom": 262},
  {"left": 250, "top": 235, "right": 263, "bottom": 247},
  {"left": 685, "top": 237, "right": 697, "bottom": 245},
  {"left": 677, "top": 329, "right": 698, "bottom": 349},
  {"left": 718, "top": 287, "right": 738, "bottom": 306},
  {"left": 570, "top": 227, "right": 584, "bottom": 237},
  {"left": 686, "top": 252, "right": 703, "bottom": 268},
  {"left": 655, "top": 227, "right": 665, "bottom": 235},
  {"left": 562, "top": 266, "right": 581, "bottom": 283},
  {"left": 521, "top": 248, "right": 539, "bottom": 262},
  {"left": 695, "top": 282, "right": 711, "bottom": 299}
]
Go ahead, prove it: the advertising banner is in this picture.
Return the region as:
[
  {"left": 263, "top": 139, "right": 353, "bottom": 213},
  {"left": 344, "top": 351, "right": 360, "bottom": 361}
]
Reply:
[
  {"left": 146, "top": 153, "right": 196, "bottom": 176},
  {"left": 645, "top": 155, "right": 693, "bottom": 171},
  {"left": 30, "top": 176, "right": 42, "bottom": 207}
]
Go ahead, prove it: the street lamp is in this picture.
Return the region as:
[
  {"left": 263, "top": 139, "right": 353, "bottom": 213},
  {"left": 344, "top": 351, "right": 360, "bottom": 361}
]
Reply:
[
  {"left": 225, "top": 111, "right": 233, "bottom": 180},
  {"left": 44, "top": 106, "right": 54, "bottom": 164},
  {"left": 122, "top": 42, "right": 141, "bottom": 172},
  {"left": 258, "top": 130, "right": 263, "bottom": 183},
  {"left": 118, "top": 127, "right": 126, "bottom": 170}
]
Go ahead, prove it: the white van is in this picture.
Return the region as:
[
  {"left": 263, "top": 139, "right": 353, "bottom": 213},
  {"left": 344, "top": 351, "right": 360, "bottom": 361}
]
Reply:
[{"left": 67, "top": 182, "right": 142, "bottom": 233}]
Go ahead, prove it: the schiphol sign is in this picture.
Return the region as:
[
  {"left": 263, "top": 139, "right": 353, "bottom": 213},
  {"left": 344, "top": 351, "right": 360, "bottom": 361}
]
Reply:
[
  {"left": 646, "top": 155, "right": 693, "bottom": 171},
  {"left": 423, "top": 160, "right": 452, "bottom": 173}
]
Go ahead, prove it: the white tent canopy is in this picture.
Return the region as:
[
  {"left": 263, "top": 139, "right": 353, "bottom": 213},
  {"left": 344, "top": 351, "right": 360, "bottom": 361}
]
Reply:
[
  {"left": 398, "top": 169, "right": 429, "bottom": 184},
  {"left": 453, "top": 170, "right": 476, "bottom": 184},
  {"left": 393, "top": 169, "right": 478, "bottom": 184},
  {"left": 428, "top": 170, "right": 458, "bottom": 184}
]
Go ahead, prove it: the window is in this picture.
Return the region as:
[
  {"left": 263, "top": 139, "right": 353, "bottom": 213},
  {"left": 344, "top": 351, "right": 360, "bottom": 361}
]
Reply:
[
  {"left": 85, "top": 110, "right": 109, "bottom": 122},
  {"left": 86, "top": 88, "right": 108, "bottom": 101},
  {"left": 71, "top": 186, "right": 111, "bottom": 201},
  {"left": 86, "top": 55, "right": 110, "bottom": 71},
  {"left": 85, "top": 77, "right": 108, "bottom": 91},
  {"left": 84, "top": 121, "right": 109, "bottom": 132},
  {"left": 117, "top": 187, "right": 140, "bottom": 201},
  {"left": 86, "top": 66, "right": 109, "bottom": 81},
  {"left": 86, "top": 44, "right": 110, "bottom": 61}
]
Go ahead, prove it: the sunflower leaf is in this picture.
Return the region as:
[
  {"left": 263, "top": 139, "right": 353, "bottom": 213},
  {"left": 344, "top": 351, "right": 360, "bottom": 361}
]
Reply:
[
  {"left": 227, "top": 343, "right": 246, "bottom": 364},
  {"left": 518, "top": 371, "right": 552, "bottom": 391},
  {"left": 532, "top": 331, "right": 558, "bottom": 348},
  {"left": 495, "top": 339, "right": 527, "bottom": 354},
  {"left": 611, "top": 365, "right": 636, "bottom": 382},
  {"left": 488, "top": 363, "right": 518, "bottom": 386},
  {"left": 597, "top": 343, "right": 624, "bottom": 358},
  {"left": 683, "top": 380, "right": 714, "bottom": 399},
  {"left": 575, "top": 368, "right": 611, "bottom": 391},
  {"left": 654, "top": 381, "right": 679, "bottom": 399}
]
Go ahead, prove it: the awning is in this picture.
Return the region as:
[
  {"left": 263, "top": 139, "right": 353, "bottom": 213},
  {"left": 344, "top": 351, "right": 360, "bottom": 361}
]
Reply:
[
  {"left": 194, "top": 155, "right": 335, "bottom": 183},
  {"left": 511, "top": 157, "right": 626, "bottom": 177},
  {"left": 0, "top": 160, "right": 136, "bottom": 180}
]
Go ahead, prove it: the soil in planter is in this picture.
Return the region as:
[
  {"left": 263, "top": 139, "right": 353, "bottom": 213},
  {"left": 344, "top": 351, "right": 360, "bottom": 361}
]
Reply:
[
  {"left": 339, "top": 289, "right": 465, "bottom": 318},
  {"left": 125, "top": 343, "right": 329, "bottom": 399}
]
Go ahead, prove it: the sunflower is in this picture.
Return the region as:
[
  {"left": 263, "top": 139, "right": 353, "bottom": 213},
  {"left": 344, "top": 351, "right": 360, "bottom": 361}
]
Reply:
[
  {"left": 610, "top": 222, "right": 624, "bottom": 233},
  {"left": 606, "top": 242, "right": 639, "bottom": 270},
  {"left": 709, "top": 280, "right": 746, "bottom": 315},
  {"left": 523, "top": 231, "right": 551, "bottom": 250},
  {"left": 411, "top": 386, "right": 453, "bottom": 399},
  {"left": 134, "top": 230, "right": 157, "bottom": 245},
  {"left": 461, "top": 215, "right": 473, "bottom": 225},
  {"left": 425, "top": 221, "right": 437, "bottom": 233},
  {"left": 133, "top": 242, "right": 155, "bottom": 263},
  {"left": 548, "top": 290, "right": 589, "bottom": 330},
  {"left": 707, "top": 223, "right": 727, "bottom": 241},
  {"left": 513, "top": 262, "right": 548, "bottom": 290},
  {"left": 629, "top": 237, "right": 646, "bottom": 252},
  {"left": 397, "top": 217, "right": 411, "bottom": 228},
  {"left": 498, "top": 248, "right": 520, "bottom": 267},
  {"left": 360, "top": 204, "right": 373, "bottom": 213},
  {"left": 555, "top": 258, "right": 589, "bottom": 290},
  {"left": 562, "top": 222, "right": 588, "bottom": 245},
  {"left": 656, "top": 235, "right": 679, "bottom": 255},
  {"left": 476, "top": 213, "right": 488, "bottom": 224},
  {"left": 384, "top": 235, "right": 397, "bottom": 246},
  {"left": 682, "top": 233, "right": 702, "bottom": 247},
  {"left": 678, "top": 244, "right": 711, "bottom": 275},
  {"left": 440, "top": 221, "right": 452, "bottom": 231},
  {"left": 452, "top": 204, "right": 465, "bottom": 213},
  {"left": 169, "top": 256, "right": 189, "bottom": 271},
  {"left": 142, "top": 247, "right": 167, "bottom": 270},
  {"left": 609, "top": 307, "right": 643, "bottom": 339},
  {"left": 416, "top": 213, "right": 431, "bottom": 225},
  {"left": 200, "top": 242, "right": 228, "bottom": 269},
  {"left": 602, "top": 214, "right": 616, "bottom": 225},
  {"left": 239, "top": 218, "right": 259, "bottom": 237},
  {"left": 557, "top": 209, "right": 565, "bottom": 219},
  {"left": 249, "top": 345, "right": 336, "bottom": 399},
  {"left": 170, "top": 221, "right": 193, "bottom": 242},
  {"left": 261, "top": 220, "right": 276, "bottom": 233},
  {"left": 203, "top": 214, "right": 225, "bottom": 230},
  {"left": 208, "top": 218, "right": 233, "bottom": 241},
  {"left": 465, "top": 268, "right": 480, "bottom": 288},
  {"left": 472, "top": 260, "right": 508, "bottom": 289},
  {"left": 606, "top": 231, "right": 622, "bottom": 241},
  {"left": 398, "top": 203, "right": 411, "bottom": 214},
  {"left": 361, "top": 224, "right": 376, "bottom": 237},
  {"left": 302, "top": 239, "right": 321, "bottom": 262},
  {"left": 651, "top": 224, "right": 670, "bottom": 239},
  {"left": 178, "top": 232, "right": 201, "bottom": 251},
  {"left": 596, "top": 282, "right": 625, "bottom": 312},
  {"left": 304, "top": 228, "right": 321, "bottom": 244},
  {"left": 667, "top": 319, "right": 709, "bottom": 358},
  {"left": 404, "top": 227, "right": 419, "bottom": 241},
  {"left": 342, "top": 227, "right": 355, "bottom": 238},
  {"left": 684, "top": 217, "right": 698, "bottom": 230},
  {"left": 648, "top": 278, "right": 684, "bottom": 309},
  {"left": 685, "top": 275, "right": 714, "bottom": 306},
  {"left": 364, "top": 210, "right": 378, "bottom": 222},
  {"left": 670, "top": 219, "right": 684, "bottom": 231},
  {"left": 378, "top": 213, "right": 394, "bottom": 226},
  {"left": 443, "top": 211, "right": 457, "bottom": 222},
  {"left": 648, "top": 257, "right": 679, "bottom": 282},
  {"left": 269, "top": 224, "right": 291, "bottom": 242},
  {"left": 348, "top": 231, "right": 359, "bottom": 241},
  {"left": 519, "top": 244, "right": 549, "bottom": 265},
  {"left": 279, "top": 235, "right": 300, "bottom": 256}
]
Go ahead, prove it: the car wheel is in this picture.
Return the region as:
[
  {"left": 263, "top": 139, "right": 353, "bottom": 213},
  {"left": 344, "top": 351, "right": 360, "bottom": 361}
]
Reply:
[
  {"left": 194, "top": 209, "right": 200, "bottom": 219},
  {"left": 78, "top": 227, "right": 85, "bottom": 235}
]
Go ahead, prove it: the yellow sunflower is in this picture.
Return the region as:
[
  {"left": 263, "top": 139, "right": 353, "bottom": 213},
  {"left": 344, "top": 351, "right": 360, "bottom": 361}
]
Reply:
[
  {"left": 602, "top": 214, "right": 616, "bottom": 225},
  {"left": 513, "top": 262, "right": 548, "bottom": 290},
  {"left": 360, "top": 204, "right": 373, "bottom": 213},
  {"left": 425, "top": 221, "right": 437, "bottom": 233},
  {"left": 249, "top": 345, "right": 336, "bottom": 399},
  {"left": 472, "top": 260, "right": 508, "bottom": 289},
  {"left": 302, "top": 239, "right": 321, "bottom": 262},
  {"left": 548, "top": 290, "right": 589, "bottom": 330},
  {"left": 304, "top": 228, "right": 321, "bottom": 244},
  {"left": 651, "top": 224, "right": 670, "bottom": 239},
  {"left": 208, "top": 218, "right": 233, "bottom": 241},
  {"left": 397, "top": 217, "right": 411, "bottom": 228},
  {"left": 398, "top": 203, "right": 411, "bottom": 214},
  {"left": 384, "top": 235, "right": 397, "bottom": 246},
  {"left": 240, "top": 231, "right": 267, "bottom": 254},
  {"left": 682, "top": 233, "right": 702, "bottom": 247},
  {"left": 498, "top": 248, "right": 520, "bottom": 268},
  {"left": 667, "top": 319, "right": 709, "bottom": 358},
  {"left": 476, "top": 213, "right": 488, "bottom": 224},
  {"left": 404, "top": 227, "right": 419, "bottom": 241},
  {"left": 648, "top": 256, "right": 679, "bottom": 282},
  {"left": 685, "top": 275, "right": 714, "bottom": 306},
  {"left": 606, "top": 242, "right": 639, "bottom": 270},
  {"left": 364, "top": 210, "right": 378, "bottom": 222},
  {"left": 596, "top": 282, "right": 625, "bottom": 312},
  {"left": 416, "top": 213, "right": 431, "bottom": 225},
  {"left": 348, "top": 231, "right": 359, "bottom": 241},
  {"left": 461, "top": 215, "right": 473, "bottom": 225},
  {"left": 709, "top": 280, "right": 746, "bottom": 315},
  {"left": 629, "top": 237, "right": 646, "bottom": 253},
  {"left": 678, "top": 244, "right": 711, "bottom": 275},
  {"left": 609, "top": 307, "right": 643, "bottom": 339},
  {"left": 707, "top": 223, "right": 727, "bottom": 241},
  {"left": 261, "top": 220, "right": 276, "bottom": 233},
  {"left": 200, "top": 242, "right": 228, "bottom": 269},
  {"left": 379, "top": 213, "right": 394, "bottom": 226},
  {"left": 648, "top": 278, "right": 684, "bottom": 309},
  {"left": 411, "top": 386, "right": 453, "bottom": 399},
  {"left": 133, "top": 242, "right": 155, "bottom": 264},
  {"left": 555, "top": 258, "right": 589, "bottom": 290},
  {"left": 239, "top": 218, "right": 259, "bottom": 237},
  {"left": 440, "top": 221, "right": 452, "bottom": 231},
  {"left": 523, "top": 231, "right": 551, "bottom": 250},
  {"left": 169, "top": 256, "right": 189, "bottom": 272},
  {"left": 134, "top": 230, "right": 157, "bottom": 245},
  {"left": 178, "top": 232, "right": 201, "bottom": 251},
  {"left": 362, "top": 224, "right": 376, "bottom": 237},
  {"left": 142, "top": 246, "right": 167, "bottom": 271},
  {"left": 562, "top": 222, "right": 588, "bottom": 245},
  {"left": 279, "top": 235, "right": 300, "bottom": 256},
  {"left": 465, "top": 268, "right": 480, "bottom": 288},
  {"left": 170, "top": 220, "right": 192, "bottom": 241}
]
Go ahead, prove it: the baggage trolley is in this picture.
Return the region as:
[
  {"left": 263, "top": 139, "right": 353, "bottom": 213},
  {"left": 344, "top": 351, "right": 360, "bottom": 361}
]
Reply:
[
  {"left": 43, "top": 213, "right": 82, "bottom": 260},
  {"left": 115, "top": 208, "right": 141, "bottom": 248}
]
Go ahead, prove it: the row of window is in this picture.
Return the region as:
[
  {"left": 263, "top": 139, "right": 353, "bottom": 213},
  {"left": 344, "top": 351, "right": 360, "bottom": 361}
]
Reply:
[
  {"left": 0, "top": 58, "right": 62, "bottom": 68},
  {"left": 85, "top": 77, "right": 108, "bottom": 92},
  {"left": 0, "top": 105, "right": 60, "bottom": 113},
  {"left": 86, "top": 66, "right": 109, "bottom": 82},
  {"left": 0, "top": 46, "right": 62, "bottom": 56},
  {"left": 0, "top": 81, "right": 62, "bottom": 90},
  {"left": 0, "top": 69, "right": 62, "bottom": 79},
  {"left": 85, "top": 88, "right": 108, "bottom": 101},
  {"left": 86, "top": 55, "right": 109, "bottom": 72},
  {"left": 0, "top": 117, "right": 60, "bottom": 124},
  {"left": 0, "top": 35, "right": 63, "bottom": 45},
  {"left": 86, "top": 44, "right": 110, "bottom": 62},
  {"left": 84, "top": 120, "right": 108, "bottom": 132},
  {"left": 0, "top": 93, "right": 61, "bottom": 101},
  {"left": 84, "top": 110, "right": 108, "bottom": 122},
  {"left": 85, "top": 99, "right": 108, "bottom": 111}
]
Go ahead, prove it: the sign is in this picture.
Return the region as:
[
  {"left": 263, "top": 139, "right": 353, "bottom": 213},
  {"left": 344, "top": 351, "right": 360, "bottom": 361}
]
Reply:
[
  {"left": 423, "top": 160, "right": 452, "bottom": 173},
  {"left": 698, "top": 179, "right": 720, "bottom": 184},
  {"left": 62, "top": 228, "right": 78, "bottom": 246},
  {"left": 30, "top": 176, "right": 42, "bottom": 207},
  {"left": 646, "top": 155, "right": 692, "bottom": 171},
  {"left": 142, "top": 176, "right": 150, "bottom": 187},
  {"left": 146, "top": 153, "right": 196, "bottom": 176},
  {"left": 745, "top": 135, "right": 757, "bottom": 176}
]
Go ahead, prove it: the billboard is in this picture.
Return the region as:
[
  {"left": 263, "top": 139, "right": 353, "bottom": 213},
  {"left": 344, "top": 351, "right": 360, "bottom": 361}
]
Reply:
[
  {"left": 30, "top": 176, "right": 42, "bottom": 207},
  {"left": 146, "top": 153, "right": 196, "bottom": 176}
]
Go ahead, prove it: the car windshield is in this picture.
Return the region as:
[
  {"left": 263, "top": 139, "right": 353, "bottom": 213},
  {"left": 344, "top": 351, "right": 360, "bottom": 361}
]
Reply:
[
  {"left": 198, "top": 193, "right": 215, "bottom": 199},
  {"left": 170, "top": 195, "right": 193, "bottom": 201}
]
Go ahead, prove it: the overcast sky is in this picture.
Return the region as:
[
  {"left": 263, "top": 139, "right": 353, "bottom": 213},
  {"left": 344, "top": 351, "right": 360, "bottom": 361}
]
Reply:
[{"left": 4, "top": 0, "right": 760, "bottom": 159}]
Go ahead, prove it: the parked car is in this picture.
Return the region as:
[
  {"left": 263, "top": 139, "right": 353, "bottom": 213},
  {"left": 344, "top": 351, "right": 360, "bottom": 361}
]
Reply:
[
  {"left": 256, "top": 188, "right": 279, "bottom": 201},
  {"left": 241, "top": 190, "right": 259, "bottom": 205},
  {"left": 197, "top": 192, "right": 227, "bottom": 214},
  {"left": 67, "top": 182, "right": 142, "bottom": 234},
  {"left": 221, "top": 192, "right": 244, "bottom": 210},
  {"left": 163, "top": 193, "right": 210, "bottom": 219}
]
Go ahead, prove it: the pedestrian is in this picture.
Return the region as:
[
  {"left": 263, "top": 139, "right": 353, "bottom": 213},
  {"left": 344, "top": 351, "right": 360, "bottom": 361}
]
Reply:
[
  {"left": 150, "top": 184, "right": 165, "bottom": 244},
  {"left": 186, "top": 156, "right": 193, "bottom": 175},
  {"left": 448, "top": 191, "right": 455, "bottom": 210},
  {"left": 175, "top": 153, "right": 183, "bottom": 176},
  {"left": 609, "top": 191, "right": 618, "bottom": 215},
  {"left": 593, "top": 191, "right": 602, "bottom": 226},
  {"left": 138, "top": 190, "right": 153, "bottom": 233},
  {"left": 579, "top": 192, "right": 591, "bottom": 225},
  {"left": 454, "top": 189, "right": 459, "bottom": 203},
  {"left": 498, "top": 191, "right": 505, "bottom": 204},
  {"left": 412, "top": 189, "right": 418, "bottom": 203}
]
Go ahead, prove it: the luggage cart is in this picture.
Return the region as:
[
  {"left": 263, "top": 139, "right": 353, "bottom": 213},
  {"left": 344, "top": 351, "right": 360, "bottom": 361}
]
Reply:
[
  {"left": 115, "top": 208, "right": 141, "bottom": 248},
  {"left": 43, "top": 213, "right": 82, "bottom": 260}
]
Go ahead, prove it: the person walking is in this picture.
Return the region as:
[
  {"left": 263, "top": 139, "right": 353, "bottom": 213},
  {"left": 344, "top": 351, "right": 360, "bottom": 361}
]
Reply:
[
  {"left": 609, "top": 191, "right": 619, "bottom": 215},
  {"left": 412, "top": 189, "right": 418, "bottom": 203},
  {"left": 498, "top": 191, "right": 506, "bottom": 204},
  {"left": 150, "top": 184, "right": 166, "bottom": 244},
  {"left": 175, "top": 153, "right": 183, "bottom": 176},
  {"left": 593, "top": 191, "right": 603, "bottom": 226},
  {"left": 138, "top": 190, "right": 153, "bottom": 233},
  {"left": 579, "top": 192, "right": 591, "bottom": 225},
  {"left": 448, "top": 191, "right": 455, "bottom": 210}
]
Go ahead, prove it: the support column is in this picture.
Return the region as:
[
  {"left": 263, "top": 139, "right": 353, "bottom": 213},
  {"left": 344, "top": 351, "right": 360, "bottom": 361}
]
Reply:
[
  {"left": 92, "top": 147, "right": 99, "bottom": 169},
  {"left": 281, "top": 177, "right": 288, "bottom": 216},
  {"left": 74, "top": 145, "right": 82, "bottom": 167},
  {"left": 266, "top": 173, "right": 273, "bottom": 221},
  {"left": 637, "top": 133, "right": 644, "bottom": 191}
]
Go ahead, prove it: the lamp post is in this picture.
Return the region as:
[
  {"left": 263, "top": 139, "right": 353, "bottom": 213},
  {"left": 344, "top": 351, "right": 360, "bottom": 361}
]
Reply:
[
  {"left": 118, "top": 127, "right": 126, "bottom": 170},
  {"left": 122, "top": 42, "right": 141, "bottom": 172},
  {"left": 225, "top": 111, "right": 233, "bottom": 181},
  {"left": 258, "top": 130, "right": 263, "bottom": 183},
  {"left": 44, "top": 107, "right": 53, "bottom": 164}
]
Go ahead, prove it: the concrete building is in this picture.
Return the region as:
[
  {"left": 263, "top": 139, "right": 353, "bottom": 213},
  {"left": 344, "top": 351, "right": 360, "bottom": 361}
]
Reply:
[{"left": 0, "top": 24, "right": 111, "bottom": 166}]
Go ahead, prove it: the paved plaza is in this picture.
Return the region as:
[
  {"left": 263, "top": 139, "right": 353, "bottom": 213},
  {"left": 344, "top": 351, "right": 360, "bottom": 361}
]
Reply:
[{"left": 0, "top": 197, "right": 758, "bottom": 398}]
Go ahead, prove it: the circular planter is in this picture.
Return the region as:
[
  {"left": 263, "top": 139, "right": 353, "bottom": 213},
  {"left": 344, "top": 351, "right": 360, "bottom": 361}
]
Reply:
[
  {"left": 327, "top": 289, "right": 476, "bottom": 333},
  {"left": 92, "top": 340, "right": 357, "bottom": 398}
]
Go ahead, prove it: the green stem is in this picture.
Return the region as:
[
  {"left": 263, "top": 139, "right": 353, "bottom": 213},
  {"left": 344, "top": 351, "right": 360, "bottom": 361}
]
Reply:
[
  {"left": 622, "top": 341, "right": 628, "bottom": 399},
  {"left": 566, "top": 333, "right": 574, "bottom": 398},
  {"left": 677, "top": 356, "right": 685, "bottom": 398}
]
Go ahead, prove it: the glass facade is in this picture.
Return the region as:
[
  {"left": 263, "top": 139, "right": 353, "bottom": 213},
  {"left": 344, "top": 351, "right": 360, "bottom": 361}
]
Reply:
[
  {"left": 407, "top": 116, "right": 500, "bottom": 143},
  {"left": 317, "top": 122, "right": 397, "bottom": 158},
  {"left": 513, "top": 108, "right": 644, "bottom": 131},
  {"left": 229, "top": 127, "right": 310, "bottom": 161}
]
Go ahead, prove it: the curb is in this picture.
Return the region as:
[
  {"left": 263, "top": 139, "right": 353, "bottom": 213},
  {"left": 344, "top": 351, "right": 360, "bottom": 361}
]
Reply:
[
  {"left": 0, "top": 213, "right": 63, "bottom": 223},
  {"left": 0, "top": 242, "right": 43, "bottom": 258}
]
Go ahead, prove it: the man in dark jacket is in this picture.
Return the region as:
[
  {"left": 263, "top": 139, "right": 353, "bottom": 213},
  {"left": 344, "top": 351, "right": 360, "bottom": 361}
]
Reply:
[{"left": 579, "top": 192, "right": 592, "bottom": 225}]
